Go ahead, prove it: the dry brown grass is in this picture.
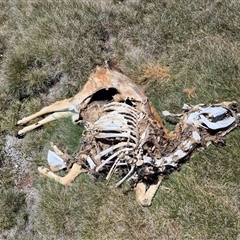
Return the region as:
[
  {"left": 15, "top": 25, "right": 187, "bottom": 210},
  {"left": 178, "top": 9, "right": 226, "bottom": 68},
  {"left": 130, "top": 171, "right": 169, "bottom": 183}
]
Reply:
[{"left": 138, "top": 64, "right": 171, "bottom": 85}]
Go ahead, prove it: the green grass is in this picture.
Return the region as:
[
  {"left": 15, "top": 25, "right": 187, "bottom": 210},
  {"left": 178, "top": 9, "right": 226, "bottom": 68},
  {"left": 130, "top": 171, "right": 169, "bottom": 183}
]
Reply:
[{"left": 0, "top": 0, "right": 239, "bottom": 239}]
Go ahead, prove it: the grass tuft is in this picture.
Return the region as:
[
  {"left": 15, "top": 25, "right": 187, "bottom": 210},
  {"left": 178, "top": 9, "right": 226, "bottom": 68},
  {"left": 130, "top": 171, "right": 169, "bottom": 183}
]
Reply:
[{"left": 0, "top": 188, "right": 27, "bottom": 232}]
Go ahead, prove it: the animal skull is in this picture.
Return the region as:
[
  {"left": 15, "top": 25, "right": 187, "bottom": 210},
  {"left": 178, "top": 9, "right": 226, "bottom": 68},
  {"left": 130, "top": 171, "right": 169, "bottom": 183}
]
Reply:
[{"left": 16, "top": 64, "right": 240, "bottom": 206}]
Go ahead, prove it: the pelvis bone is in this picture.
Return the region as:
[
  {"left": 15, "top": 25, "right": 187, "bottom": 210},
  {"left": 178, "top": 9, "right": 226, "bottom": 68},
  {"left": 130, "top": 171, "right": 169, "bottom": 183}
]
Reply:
[{"left": 16, "top": 65, "right": 240, "bottom": 206}]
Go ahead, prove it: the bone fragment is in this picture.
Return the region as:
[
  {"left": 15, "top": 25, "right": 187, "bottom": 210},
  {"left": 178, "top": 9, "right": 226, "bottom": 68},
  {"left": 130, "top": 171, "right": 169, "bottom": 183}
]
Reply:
[
  {"left": 50, "top": 142, "right": 64, "bottom": 155},
  {"left": 200, "top": 106, "right": 227, "bottom": 118},
  {"left": 162, "top": 110, "right": 183, "bottom": 117},
  {"left": 138, "top": 125, "right": 150, "bottom": 148},
  {"left": 136, "top": 160, "right": 144, "bottom": 166},
  {"left": 187, "top": 112, "right": 201, "bottom": 126},
  {"left": 47, "top": 150, "right": 66, "bottom": 172},
  {"left": 192, "top": 131, "right": 201, "bottom": 141},
  {"left": 182, "top": 103, "right": 192, "bottom": 111},
  {"left": 143, "top": 156, "right": 153, "bottom": 163}
]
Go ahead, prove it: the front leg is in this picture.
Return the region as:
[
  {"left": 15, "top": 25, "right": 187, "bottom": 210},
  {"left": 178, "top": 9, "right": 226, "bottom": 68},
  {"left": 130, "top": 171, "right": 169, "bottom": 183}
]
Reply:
[
  {"left": 38, "top": 163, "right": 87, "bottom": 186},
  {"left": 16, "top": 111, "right": 73, "bottom": 136},
  {"left": 134, "top": 176, "right": 163, "bottom": 206},
  {"left": 17, "top": 98, "right": 76, "bottom": 126}
]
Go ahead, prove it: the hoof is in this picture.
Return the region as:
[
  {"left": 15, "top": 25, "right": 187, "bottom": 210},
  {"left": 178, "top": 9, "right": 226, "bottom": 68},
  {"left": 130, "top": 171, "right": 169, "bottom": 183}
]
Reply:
[
  {"left": 139, "top": 198, "right": 152, "bottom": 207},
  {"left": 14, "top": 132, "right": 24, "bottom": 138},
  {"left": 15, "top": 122, "right": 27, "bottom": 126}
]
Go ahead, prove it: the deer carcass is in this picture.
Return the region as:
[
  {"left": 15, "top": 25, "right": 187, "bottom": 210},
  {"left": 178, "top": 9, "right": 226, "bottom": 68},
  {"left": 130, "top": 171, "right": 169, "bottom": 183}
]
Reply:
[{"left": 16, "top": 64, "right": 240, "bottom": 206}]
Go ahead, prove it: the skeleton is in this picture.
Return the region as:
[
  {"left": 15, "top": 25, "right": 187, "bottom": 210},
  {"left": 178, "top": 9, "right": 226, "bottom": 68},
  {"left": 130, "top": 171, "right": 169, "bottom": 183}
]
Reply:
[{"left": 16, "top": 64, "right": 240, "bottom": 206}]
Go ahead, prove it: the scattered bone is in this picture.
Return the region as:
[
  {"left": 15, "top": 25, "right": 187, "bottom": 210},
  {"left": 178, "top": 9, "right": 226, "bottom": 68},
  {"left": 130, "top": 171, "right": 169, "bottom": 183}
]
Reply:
[{"left": 47, "top": 150, "right": 66, "bottom": 172}]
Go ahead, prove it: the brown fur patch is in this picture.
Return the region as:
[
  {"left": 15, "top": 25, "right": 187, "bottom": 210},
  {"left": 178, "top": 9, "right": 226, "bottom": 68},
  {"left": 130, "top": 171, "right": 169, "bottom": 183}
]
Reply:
[{"left": 139, "top": 64, "right": 171, "bottom": 85}]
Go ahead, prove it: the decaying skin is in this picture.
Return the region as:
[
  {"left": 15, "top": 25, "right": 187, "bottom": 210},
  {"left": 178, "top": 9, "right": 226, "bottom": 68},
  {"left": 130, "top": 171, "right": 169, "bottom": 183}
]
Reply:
[{"left": 16, "top": 64, "right": 240, "bottom": 206}]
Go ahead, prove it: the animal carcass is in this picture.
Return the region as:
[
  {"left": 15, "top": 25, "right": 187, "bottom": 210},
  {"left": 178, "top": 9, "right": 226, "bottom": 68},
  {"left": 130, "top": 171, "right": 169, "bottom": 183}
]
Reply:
[{"left": 16, "top": 64, "right": 240, "bottom": 206}]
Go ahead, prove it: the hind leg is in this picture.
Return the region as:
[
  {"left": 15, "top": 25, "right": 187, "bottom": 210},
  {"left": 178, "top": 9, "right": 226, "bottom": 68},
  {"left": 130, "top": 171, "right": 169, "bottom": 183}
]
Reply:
[
  {"left": 38, "top": 163, "right": 87, "bottom": 186},
  {"left": 134, "top": 176, "right": 163, "bottom": 206}
]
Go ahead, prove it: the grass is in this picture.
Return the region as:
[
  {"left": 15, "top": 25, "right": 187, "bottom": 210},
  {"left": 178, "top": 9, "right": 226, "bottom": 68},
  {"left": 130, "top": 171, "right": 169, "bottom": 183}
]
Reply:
[{"left": 0, "top": 0, "right": 239, "bottom": 239}]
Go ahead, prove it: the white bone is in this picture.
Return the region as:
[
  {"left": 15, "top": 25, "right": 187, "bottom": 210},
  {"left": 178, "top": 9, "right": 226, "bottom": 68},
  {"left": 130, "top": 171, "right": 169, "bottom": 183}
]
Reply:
[
  {"left": 95, "top": 142, "right": 135, "bottom": 160},
  {"left": 96, "top": 147, "right": 134, "bottom": 172},
  {"left": 116, "top": 163, "right": 128, "bottom": 166},
  {"left": 199, "top": 115, "right": 235, "bottom": 130},
  {"left": 173, "top": 149, "right": 186, "bottom": 159},
  {"left": 104, "top": 102, "right": 138, "bottom": 111},
  {"left": 143, "top": 156, "right": 153, "bottom": 163},
  {"left": 94, "top": 112, "right": 129, "bottom": 132},
  {"left": 51, "top": 142, "right": 64, "bottom": 155},
  {"left": 162, "top": 110, "right": 182, "bottom": 117},
  {"left": 121, "top": 114, "right": 138, "bottom": 124},
  {"left": 95, "top": 132, "right": 137, "bottom": 143},
  {"left": 106, "top": 157, "right": 121, "bottom": 181},
  {"left": 200, "top": 106, "right": 228, "bottom": 118},
  {"left": 182, "top": 140, "right": 193, "bottom": 151},
  {"left": 47, "top": 150, "right": 66, "bottom": 171},
  {"left": 138, "top": 125, "right": 150, "bottom": 148},
  {"left": 124, "top": 118, "right": 138, "bottom": 128},
  {"left": 86, "top": 156, "right": 96, "bottom": 169},
  {"left": 95, "top": 132, "right": 130, "bottom": 139},
  {"left": 192, "top": 131, "right": 201, "bottom": 141},
  {"left": 136, "top": 160, "right": 144, "bottom": 166},
  {"left": 104, "top": 104, "right": 138, "bottom": 118},
  {"left": 182, "top": 103, "right": 192, "bottom": 111},
  {"left": 187, "top": 112, "right": 201, "bottom": 126},
  {"left": 115, "top": 165, "right": 135, "bottom": 187}
]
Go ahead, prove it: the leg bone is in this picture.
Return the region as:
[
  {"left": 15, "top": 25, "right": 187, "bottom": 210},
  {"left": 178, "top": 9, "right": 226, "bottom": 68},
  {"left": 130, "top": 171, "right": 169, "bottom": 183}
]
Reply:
[
  {"left": 17, "top": 98, "right": 77, "bottom": 126},
  {"left": 38, "top": 163, "right": 87, "bottom": 186},
  {"left": 135, "top": 176, "right": 163, "bottom": 206},
  {"left": 17, "top": 111, "right": 72, "bottom": 136}
]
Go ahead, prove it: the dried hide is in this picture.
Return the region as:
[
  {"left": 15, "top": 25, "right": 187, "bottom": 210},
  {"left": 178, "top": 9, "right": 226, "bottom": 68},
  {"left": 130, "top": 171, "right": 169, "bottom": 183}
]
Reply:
[{"left": 16, "top": 65, "right": 240, "bottom": 206}]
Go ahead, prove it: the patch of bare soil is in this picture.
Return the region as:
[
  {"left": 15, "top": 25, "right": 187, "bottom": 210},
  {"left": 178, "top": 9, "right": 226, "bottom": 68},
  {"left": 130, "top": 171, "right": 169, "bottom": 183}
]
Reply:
[{"left": 2, "top": 135, "right": 39, "bottom": 238}]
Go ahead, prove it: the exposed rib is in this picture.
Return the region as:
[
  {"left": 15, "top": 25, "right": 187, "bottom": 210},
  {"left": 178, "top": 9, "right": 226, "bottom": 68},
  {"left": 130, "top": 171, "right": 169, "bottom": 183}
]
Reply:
[
  {"left": 96, "top": 147, "right": 134, "bottom": 172},
  {"left": 104, "top": 104, "right": 138, "bottom": 118},
  {"left": 106, "top": 158, "right": 120, "bottom": 181},
  {"left": 115, "top": 165, "right": 135, "bottom": 187},
  {"left": 86, "top": 156, "right": 96, "bottom": 169},
  {"left": 95, "top": 132, "right": 137, "bottom": 143},
  {"left": 94, "top": 142, "right": 134, "bottom": 159}
]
